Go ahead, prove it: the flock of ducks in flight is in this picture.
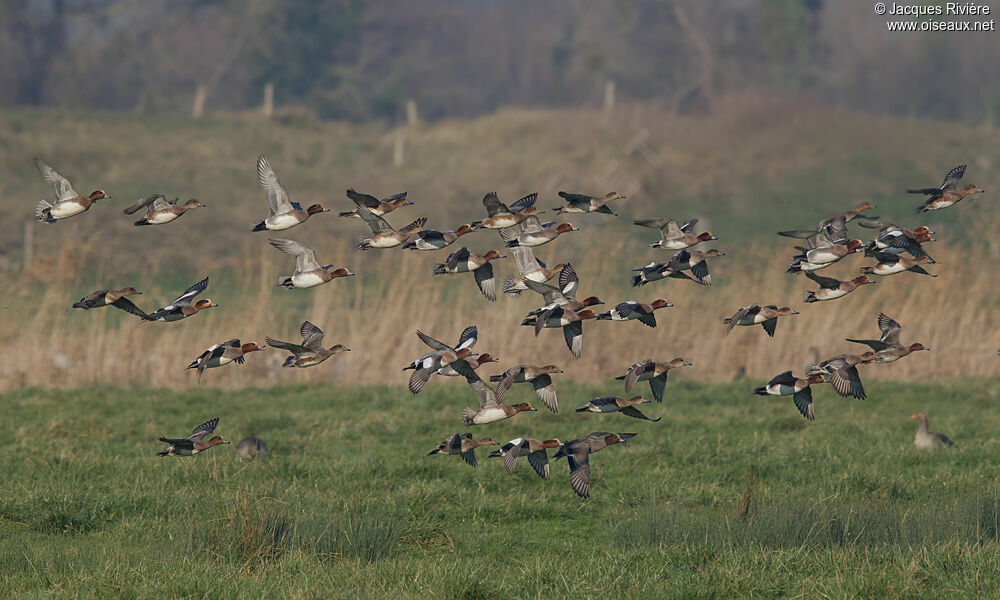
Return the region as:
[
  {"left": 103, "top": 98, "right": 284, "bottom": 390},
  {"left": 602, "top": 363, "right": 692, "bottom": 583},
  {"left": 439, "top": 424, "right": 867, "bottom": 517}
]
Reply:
[{"left": 35, "top": 156, "right": 981, "bottom": 498}]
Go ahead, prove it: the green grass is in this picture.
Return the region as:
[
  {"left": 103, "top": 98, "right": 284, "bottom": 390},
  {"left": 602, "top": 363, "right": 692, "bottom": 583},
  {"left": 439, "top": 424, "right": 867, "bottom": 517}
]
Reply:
[{"left": 2, "top": 379, "right": 1000, "bottom": 598}]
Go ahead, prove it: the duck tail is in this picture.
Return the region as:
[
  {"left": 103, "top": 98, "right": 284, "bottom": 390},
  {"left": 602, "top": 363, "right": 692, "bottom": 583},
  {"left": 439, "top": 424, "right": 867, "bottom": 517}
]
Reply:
[
  {"left": 134, "top": 219, "right": 151, "bottom": 227},
  {"left": 907, "top": 188, "right": 938, "bottom": 195},
  {"left": 156, "top": 450, "right": 170, "bottom": 457},
  {"left": 276, "top": 276, "right": 293, "bottom": 288},
  {"left": 502, "top": 275, "right": 522, "bottom": 297},
  {"left": 338, "top": 210, "right": 358, "bottom": 218},
  {"left": 722, "top": 317, "right": 732, "bottom": 326},
  {"left": 802, "top": 290, "right": 818, "bottom": 303},
  {"left": 915, "top": 200, "right": 933, "bottom": 214},
  {"left": 432, "top": 264, "right": 448, "bottom": 275},
  {"left": 185, "top": 359, "right": 200, "bottom": 370},
  {"left": 630, "top": 274, "right": 644, "bottom": 287},
  {"left": 786, "top": 261, "right": 803, "bottom": 273},
  {"left": 505, "top": 239, "right": 521, "bottom": 248},
  {"left": 595, "top": 312, "right": 611, "bottom": 320},
  {"left": 250, "top": 220, "right": 267, "bottom": 232},
  {"left": 356, "top": 238, "right": 372, "bottom": 251},
  {"left": 72, "top": 301, "right": 88, "bottom": 309},
  {"left": 461, "top": 408, "right": 476, "bottom": 426},
  {"left": 487, "top": 449, "right": 503, "bottom": 458},
  {"left": 614, "top": 375, "right": 626, "bottom": 381},
  {"left": 753, "top": 386, "right": 768, "bottom": 396},
  {"left": 859, "top": 266, "right": 875, "bottom": 275},
  {"left": 401, "top": 240, "right": 416, "bottom": 250},
  {"left": 281, "top": 356, "right": 297, "bottom": 368}
]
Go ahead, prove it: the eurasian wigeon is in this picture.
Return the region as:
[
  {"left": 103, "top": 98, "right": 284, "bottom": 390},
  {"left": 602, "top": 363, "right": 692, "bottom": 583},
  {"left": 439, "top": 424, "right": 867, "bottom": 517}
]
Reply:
[
  {"left": 806, "top": 352, "right": 876, "bottom": 400},
  {"left": 186, "top": 338, "right": 264, "bottom": 381},
  {"left": 142, "top": 277, "right": 216, "bottom": 322},
  {"left": 553, "top": 191, "right": 624, "bottom": 216},
  {"left": 553, "top": 432, "right": 636, "bottom": 499},
  {"left": 845, "top": 313, "right": 929, "bottom": 363},
  {"left": 575, "top": 395, "right": 661, "bottom": 421},
  {"left": 340, "top": 189, "right": 410, "bottom": 219},
  {"left": 802, "top": 272, "right": 875, "bottom": 303},
  {"left": 73, "top": 287, "right": 146, "bottom": 318},
  {"left": 723, "top": 304, "right": 798, "bottom": 337},
  {"left": 596, "top": 299, "right": 673, "bottom": 327},
  {"left": 908, "top": 164, "right": 984, "bottom": 212},
  {"left": 491, "top": 364, "right": 563, "bottom": 413},
  {"left": 428, "top": 433, "right": 498, "bottom": 467},
  {"left": 251, "top": 155, "right": 329, "bottom": 231},
  {"left": 525, "top": 307, "right": 598, "bottom": 359},
  {"left": 488, "top": 437, "right": 562, "bottom": 478},
  {"left": 266, "top": 321, "right": 350, "bottom": 369},
  {"left": 501, "top": 246, "right": 564, "bottom": 297},
  {"left": 157, "top": 418, "right": 230, "bottom": 456},
  {"left": 405, "top": 346, "right": 476, "bottom": 394},
  {"left": 126, "top": 195, "right": 204, "bottom": 226},
  {"left": 459, "top": 370, "right": 537, "bottom": 425},
  {"left": 471, "top": 191, "right": 540, "bottom": 230},
  {"left": 616, "top": 358, "right": 691, "bottom": 403},
  {"left": 860, "top": 253, "right": 936, "bottom": 277},
  {"left": 503, "top": 216, "right": 579, "bottom": 248},
  {"left": 269, "top": 238, "right": 354, "bottom": 289},
  {"left": 402, "top": 224, "right": 477, "bottom": 250},
  {"left": 787, "top": 239, "right": 864, "bottom": 272},
  {"left": 432, "top": 248, "right": 504, "bottom": 301},
  {"left": 353, "top": 202, "right": 426, "bottom": 250},
  {"left": 754, "top": 371, "right": 826, "bottom": 420},
  {"left": 634, "top": 218, "right": 716, "bottom": 250},
  {"left": 33, "top": 159, "right": 107, "bottom": 223}
]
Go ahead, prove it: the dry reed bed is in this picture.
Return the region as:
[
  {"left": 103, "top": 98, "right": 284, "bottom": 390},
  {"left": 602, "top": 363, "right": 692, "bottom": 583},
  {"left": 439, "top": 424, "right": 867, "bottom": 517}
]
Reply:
[{"left": 2, "top": 226, "right": 998, "bottom": 391}]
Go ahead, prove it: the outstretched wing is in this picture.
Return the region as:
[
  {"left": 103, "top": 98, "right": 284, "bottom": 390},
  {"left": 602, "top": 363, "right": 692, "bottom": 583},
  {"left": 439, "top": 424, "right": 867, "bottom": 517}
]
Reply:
[
  {"left": 124, "top": 194, "right": 162, "bottom": 215},
  {"left": 940, "top": 164, "right": 966, "bottom": 190},
  {"left": 346, "top": 188, "right": 381, "bottom": 209},
  {"left": 355, "top": 204, "right": 394, "bottom": 234},
  {"left": 188, "top": 417, "right": 219, "bottom": 441},
  {"left": 269, "top": 238, "right": 321, "bottom": 273},
  {"left": 804, "top": 271, "right": 841, "bottom": 289},
  {"left": 482, "top": 192, "right": 510, "bottom": 217},
  {"left": 416, "top": 330, "right": 452, "bottom": 352},
  {"left": 110, "top": 297, "right": 147, "bottom": 319},
  {"left": 300, "top": 321, "right": 326, "bottom": 349},
  {"left": 171, "top": 277, "right": 208, "bottom": 306},
  {"left": 509, "top": 193, "right": 538, "bottom": 213},
  {"left": 258, "top": 155, "right": 293, "bottom": 215},
  {"left": 35, "top": 159, "right": 79, "bottom": 202},
  {"left": 877, "top": 313, "right": 902, "bottom": 346}
]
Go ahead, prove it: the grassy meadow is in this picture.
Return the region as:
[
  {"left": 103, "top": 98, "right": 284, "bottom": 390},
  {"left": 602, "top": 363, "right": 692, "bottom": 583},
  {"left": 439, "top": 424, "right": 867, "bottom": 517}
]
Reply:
[
  {"left": 2, "top": 104, "right": 1000, "bottom": 597},
  {"left": 2, "top": 380, "right": 1000, "bottom": 598}
]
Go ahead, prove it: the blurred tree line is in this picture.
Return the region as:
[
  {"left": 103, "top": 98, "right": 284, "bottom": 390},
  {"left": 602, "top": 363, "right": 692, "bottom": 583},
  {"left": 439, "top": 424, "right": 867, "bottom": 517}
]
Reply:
[{"left": 1, "top": 0, "right": 998, "bottom": 124}]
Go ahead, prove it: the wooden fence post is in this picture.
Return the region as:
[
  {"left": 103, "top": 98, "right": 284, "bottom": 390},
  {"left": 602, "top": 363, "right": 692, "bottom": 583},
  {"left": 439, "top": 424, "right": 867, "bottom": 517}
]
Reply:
[
  {"left": 192, "top": 84, "right": 207, "bottom": 118},
  {"left": 394, "top": 133, "right": 405, "bottom": 167},
  {"left": 262, "top": 82, "right": 274, "bottom": 118},
  {"left": 405, "top": 99, "right": 419, "bottom": 126}
]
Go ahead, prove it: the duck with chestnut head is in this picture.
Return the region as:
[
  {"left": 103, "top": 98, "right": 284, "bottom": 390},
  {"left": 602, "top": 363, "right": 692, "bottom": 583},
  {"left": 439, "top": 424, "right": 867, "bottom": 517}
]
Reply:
[
  {"left": 186, "top": 338, "right": 264, "bottom": 382},
  {"left": 157, "top": 418, "right": 230, "bottom": 457},
  {"left": 251, "top": 155, "right": 329, "bottom": 231},
  {"left": 432, "top": 247, "right": 505, "bottom": 301},
  {"left": 142, "top": 277, "right": 217, "bottom": 323},
  {"left": 33, "top": 158, "right": 108, "bottom": 223}
]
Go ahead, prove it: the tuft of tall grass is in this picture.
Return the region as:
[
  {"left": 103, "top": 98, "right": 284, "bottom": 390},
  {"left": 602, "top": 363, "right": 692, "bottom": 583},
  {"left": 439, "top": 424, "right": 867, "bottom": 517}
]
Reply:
[{"left": 610, "top": 489, "right": 1000, "bottom": 550}]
